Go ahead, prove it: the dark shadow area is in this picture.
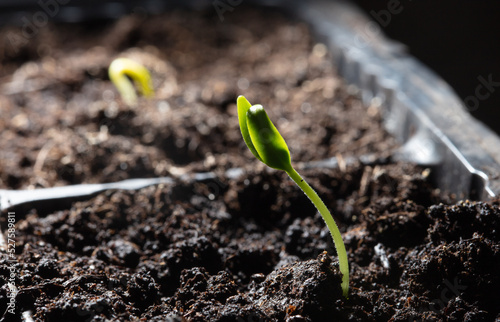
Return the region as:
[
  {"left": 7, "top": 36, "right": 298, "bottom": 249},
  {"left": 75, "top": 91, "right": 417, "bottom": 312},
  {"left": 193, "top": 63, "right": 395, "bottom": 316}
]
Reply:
[{"left": 350, "top": 0, "right": 500, "bottom": 135}]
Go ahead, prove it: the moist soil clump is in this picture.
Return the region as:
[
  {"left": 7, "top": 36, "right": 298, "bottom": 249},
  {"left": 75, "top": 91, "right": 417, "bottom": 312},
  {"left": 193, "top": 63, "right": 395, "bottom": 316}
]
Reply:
[{"left": 0, "top": 6, "right": 499, "bottom": 322}]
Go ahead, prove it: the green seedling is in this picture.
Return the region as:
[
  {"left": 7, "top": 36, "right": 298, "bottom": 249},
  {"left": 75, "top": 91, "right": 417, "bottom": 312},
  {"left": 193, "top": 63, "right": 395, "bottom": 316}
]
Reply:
[
  {"left": 108, "top": 58, "right": 155, "bottom": 107},
  {"left": 237, "top": 95, "right": 349, "bottom": 298}
]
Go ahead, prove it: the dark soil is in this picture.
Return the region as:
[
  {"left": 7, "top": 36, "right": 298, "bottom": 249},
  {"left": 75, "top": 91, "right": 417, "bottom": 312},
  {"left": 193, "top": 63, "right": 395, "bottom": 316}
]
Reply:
[
  {"left": 0, "top": 6, "right": 394, "bottom": 190},
  {"left": 0, "top": 6, "right": 499, "bottom": 322}
]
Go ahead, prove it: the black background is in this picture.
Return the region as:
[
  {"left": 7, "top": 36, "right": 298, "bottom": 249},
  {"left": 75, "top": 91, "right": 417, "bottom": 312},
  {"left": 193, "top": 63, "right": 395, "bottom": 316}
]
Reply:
[{"left": 351, "top": 0, "right": 500, "bottom": 134}]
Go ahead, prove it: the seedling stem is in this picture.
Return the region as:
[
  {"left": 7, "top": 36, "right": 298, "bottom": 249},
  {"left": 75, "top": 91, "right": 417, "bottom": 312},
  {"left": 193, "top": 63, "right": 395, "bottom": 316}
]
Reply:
[
  {"left": 237, "top": 95, "right": 349, "bottom": 298},
  {"left": 286, "top": 167, "right": 349, "bottom": 297}
]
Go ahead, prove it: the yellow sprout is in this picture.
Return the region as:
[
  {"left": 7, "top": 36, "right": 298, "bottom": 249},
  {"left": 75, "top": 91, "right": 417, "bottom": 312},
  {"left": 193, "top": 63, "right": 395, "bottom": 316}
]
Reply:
[{"left": 108, "top": 58, "right": 155, "bottom": 106}]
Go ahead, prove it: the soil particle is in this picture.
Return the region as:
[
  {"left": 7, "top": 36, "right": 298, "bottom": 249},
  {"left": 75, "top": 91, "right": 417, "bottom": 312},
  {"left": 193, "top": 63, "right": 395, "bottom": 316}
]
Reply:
[
  {"left": 249, "top": 252, "right": 343, "bottom": 321},
  {"left": 428, "top": 200, "right": 500, "bottom": 243}
]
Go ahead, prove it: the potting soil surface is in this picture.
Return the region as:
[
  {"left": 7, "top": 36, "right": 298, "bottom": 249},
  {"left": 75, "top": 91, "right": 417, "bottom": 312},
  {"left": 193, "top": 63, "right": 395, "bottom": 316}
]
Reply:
[{"left": 0, "top": 6, "right": 499, "bottom": 322}]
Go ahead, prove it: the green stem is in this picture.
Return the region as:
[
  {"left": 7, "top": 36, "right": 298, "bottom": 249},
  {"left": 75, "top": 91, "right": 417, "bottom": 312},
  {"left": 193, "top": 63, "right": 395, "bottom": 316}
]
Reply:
[
  {"left": 112, "top": 75, "right": 138, "bottom": 107},
  {"left": 286, "top": 167, "right": 349, "bottom": 298}
]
